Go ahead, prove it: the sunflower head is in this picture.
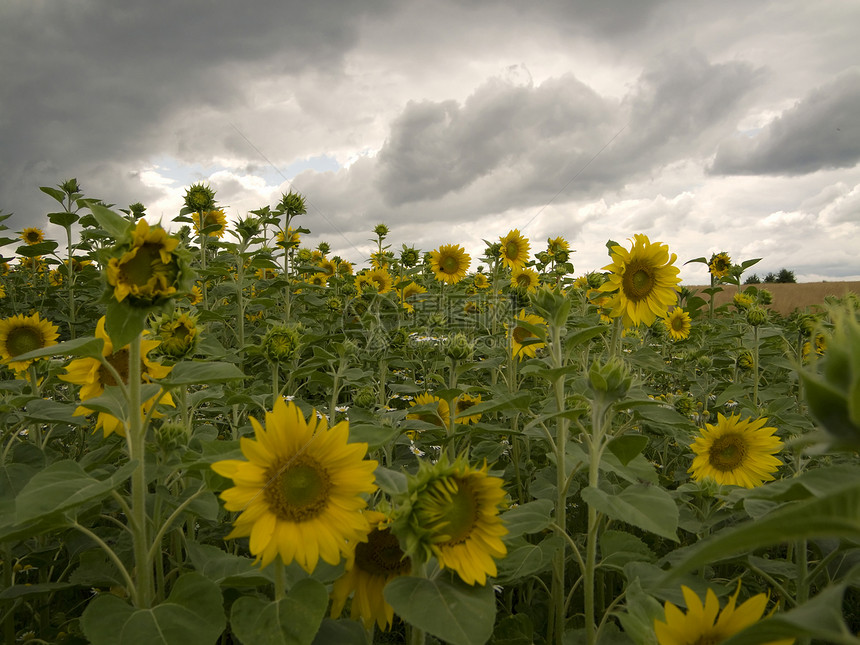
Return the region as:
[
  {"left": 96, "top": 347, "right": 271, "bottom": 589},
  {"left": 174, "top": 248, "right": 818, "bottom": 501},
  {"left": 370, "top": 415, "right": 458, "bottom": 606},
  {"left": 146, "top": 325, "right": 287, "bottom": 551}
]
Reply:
[
  {"left": 473, "top": 272, "right": 490, "bottom": 289},
  {"left": 664, "top": 308, "right": 692, "bottom": 341},
  {"left": 400, "top": 245, "right": 421, "bottom": 267},
  {"left": 0, "top": 313, "right": 60, "bottom": 373},
  {"left": 153, "top": 311, "right": 200, "bottom": 359},
  {"left": 455, "top": 393, "right": 482, "bottom": 425},
  {"left": 20, "top": 227, "right": 45, "bottom": 245},
  {"left": 429, "top": 244, "right": 471, "bottom": 284},
  {"left": 192, "top": 209, "right": 227, "bottom": 238},
  {"left": 183, "top": 183, "right": 216, "bottom": 213},
  {"left": 262, "top": 323, "right": 303, "bottom": 363},
  {"left": 499, "top": 230, "right": 530, "bottom": 270},
  {"left": 708, "top": 251, "right": 732, "bottom": 279},
  {"left": 506, "top": 310, "right": 547, "bottom": 361},
  {"left": 366, "top": 267, "right": 393, "bottom": 293},
  {"left": 399, "top": 281, "right": 428, "bottom": 313},
  {"left": 510, "top": 267, "right": 540, "bottom": 293},
  {"left": 407, "top": 393, "right": 450, "bottom": 428},
  {"left": 392, "top": 455, "right": 508, "bottom": 585},
  {"left": 546, "top": 236, "right": 571, "bottom": 261},
  {"left": 277, "top": 191, "right": 307, "bottom": 217}
]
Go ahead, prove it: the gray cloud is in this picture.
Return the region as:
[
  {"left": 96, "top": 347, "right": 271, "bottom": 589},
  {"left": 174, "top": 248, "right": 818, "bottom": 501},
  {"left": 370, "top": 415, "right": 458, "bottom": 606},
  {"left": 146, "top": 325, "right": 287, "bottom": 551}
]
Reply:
[{"left": 711, "top": 69, "right": 860, "bottom": 175}]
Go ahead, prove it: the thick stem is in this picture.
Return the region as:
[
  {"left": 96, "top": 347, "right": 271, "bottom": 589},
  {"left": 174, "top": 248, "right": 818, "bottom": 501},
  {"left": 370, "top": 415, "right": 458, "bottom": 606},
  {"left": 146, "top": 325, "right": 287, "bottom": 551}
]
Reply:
[
  {"left": 753, "top": 325, "right": 760, "bottom": 409},
  {"left": 550, "top": 321, "right": 568, "bottom": 644},
  {"left": 584, "top": 403, "right": 607, "bottom": 645}
]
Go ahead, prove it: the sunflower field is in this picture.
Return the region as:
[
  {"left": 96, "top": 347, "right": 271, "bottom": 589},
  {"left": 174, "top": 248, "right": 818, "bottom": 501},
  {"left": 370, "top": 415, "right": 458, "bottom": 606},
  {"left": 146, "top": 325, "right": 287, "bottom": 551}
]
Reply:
[{"left": 1, "top": 179, "right": 859, "bottom": 645}]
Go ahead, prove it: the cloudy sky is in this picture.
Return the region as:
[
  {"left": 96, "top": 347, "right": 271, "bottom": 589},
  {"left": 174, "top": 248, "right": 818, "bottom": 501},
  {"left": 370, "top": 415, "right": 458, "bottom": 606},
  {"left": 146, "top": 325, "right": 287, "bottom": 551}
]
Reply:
[{"left": 2, "top": 0, "right": 859, "bottom": 283}]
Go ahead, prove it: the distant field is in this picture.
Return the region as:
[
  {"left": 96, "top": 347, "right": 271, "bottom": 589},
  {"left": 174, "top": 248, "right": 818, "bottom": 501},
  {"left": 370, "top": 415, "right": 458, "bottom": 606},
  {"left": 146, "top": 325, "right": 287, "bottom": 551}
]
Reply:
[{"left": 685, "top": 281, "right": 860, "bottom": 316}]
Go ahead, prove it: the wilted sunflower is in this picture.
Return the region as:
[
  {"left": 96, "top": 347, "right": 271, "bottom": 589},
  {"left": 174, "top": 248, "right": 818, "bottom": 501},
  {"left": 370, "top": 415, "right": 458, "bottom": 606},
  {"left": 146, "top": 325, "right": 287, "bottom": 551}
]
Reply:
[
  {"left": 0, "top": 313, "right": 60, "bottom": 373},
  {"left": 599, "top": 234, "right": 681, "bottom": 327},
  {"left": 689, "top": 413, "right": 784, "bottom": 488},
  {"left": 664, "top": 308, "right": 692, "bottom": 341},
  {"left": 211, "top": 398, "right": 378, "bottom": 571},
  {"left": 430, "top": 244, "right": 470, "bottom": 284},
  {"left": 366, "top": 267, "right": 393, "bottom": 294},
  {"left": 399, "top": 281, "right": 428, "bottom": 313},
  {"left": 510, "top": 267, "right": 540, "bottom": 293},
  {"left": 192, "top": 209, "right": 227, "bottom": 238},
  {"left": 455, "top": 393, "right": 482, "bottom": 425},
  {"left": 397, "top": 456, "right": 507, "bottom": 585},
  {"left": 507, "top": 310, "right": 546, "bottom": 361},
  {"left": 106, "top": 219, "right": 183, "bottom": 306},
  {"left": 654, "top": 584, "right": 793, "bottom": 645},
  {"left": 61, "top": 316, "right": 173, "bottom": 437},
  {"left": 708, "top": 252, "right": 732, "bottom": 280},
  {"left": 499, "top": 229, "right": 530, "bottom": 270},
  {"left": 20, "top": 227, "right": 45, "bottom": 245},
  {"left": 408, "top": 392, "right": 450, "bottom": 428},
  {"left": 330, "top": 510, "right": 412, "bottom": 631}
]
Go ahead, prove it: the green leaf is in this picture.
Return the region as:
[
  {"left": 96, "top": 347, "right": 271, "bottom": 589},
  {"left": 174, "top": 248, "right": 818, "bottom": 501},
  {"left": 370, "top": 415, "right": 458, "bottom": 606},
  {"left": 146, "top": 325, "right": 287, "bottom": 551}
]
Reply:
[
  {"left": 40, "top": 185, "right": 67, "bottom": 203},
  {"left": 385, "top": 574, "right": 496, "bottom": 645},
  {"left": 0, "top": 582, "right": 78, "bottom": 600},
  {"left": 607, "top": 435, "right": 649, "bottom": 466},
  {"left": 16, "top": 240, "right": 58, "bottom": 257},
  {"left": 23, "top": 399, "right": 86, "bottom": 426},
  {"left": 90, "top": 202, "right": 132, "bottom": 239},
  {"left": 159, "top": 361, "right": 246, "bottom": 386},
  {"left": 501, "top": 499, "right": 554, "bottom": 539},
  {"left": 311, "top": 618, "right": 369, "bottom": 645},
  {"left": 80, "top": 572, "right": 226, "bottom": 645},
  {"left": 347, "top": 423, "right": 401, "bottom": 449},
  {"left": 231, "top": 578, "right": 328, "bottom": 645},
  {"left": 11, "top": 335, "right": 104, "bottom": 362},
  {"left": 105, "top": 299, "right": 149, "bottom": 349},
  {"left": 48, "top": 211, "right": 80, "bottom": 227},
  {"left": 373, "top": 466, "right": 408, "bottom": 496},
  {"left": 582, "top": 484, "right": 678, "bottom": 541}
]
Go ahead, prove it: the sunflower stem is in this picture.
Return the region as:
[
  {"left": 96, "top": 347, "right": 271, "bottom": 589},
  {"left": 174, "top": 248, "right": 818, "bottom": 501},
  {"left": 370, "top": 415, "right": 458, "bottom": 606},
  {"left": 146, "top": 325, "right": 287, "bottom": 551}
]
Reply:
[
  {"left": 752, "top": 325, "right": 760, "bottom": 409},
  {"left": 549, "top": 316, "right": 569, "bottom": 645},
  {"left": 584, "top": 401, "right": 608, "bottom": 645},
  {"left": 274, "top": 556, "right": 286, "bottom": 601}
]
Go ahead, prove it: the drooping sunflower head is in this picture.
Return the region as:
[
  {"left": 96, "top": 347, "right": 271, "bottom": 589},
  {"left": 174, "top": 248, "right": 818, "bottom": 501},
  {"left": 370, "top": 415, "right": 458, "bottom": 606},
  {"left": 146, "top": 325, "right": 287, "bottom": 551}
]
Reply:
[
  {"left": 499, "top": 229, "right": 530, "bottom": 270},
  {"left": 506, "top": 310, "right": 547, "bottom": 361},
  {"left": 20, "top": 227, "right": 45, "bottom": 245},
  {"left": 407, "top": 392, "right": 450, "bottom": 428},
  {"left": 211, "top": 398, "right": 378, "bottom": 571},
  {"left": 330, "top": 510, "right": 412, "bottom": 631},
  {"left": 510, "top": 267, "right": 540, "bottom": 293},
  {"left": 192, "top": 209, "right": 227, "bottom": 238},
  {"left": 708, "top": 251, "right": 732, "bottom": 279},
  {"left": 455, "top": 393, "right": 482, "bottom": 425},
  {"left": 599, "top": 234, "right": 681, "bottom": 328},
  {"left": 394, "top": 455, "right": 508, "bottom": 585},
  {"left": 664, "top": 308, "right": 692, "bottom": 341},
  {"left": 429, "top": 244, "right": 471, "bottom": 284},
  {"left": 689, "top": 413, "right": 784, "bottom": 488},
  {"left": 0, "top": 313, "right": 60, "bottom": 373}
]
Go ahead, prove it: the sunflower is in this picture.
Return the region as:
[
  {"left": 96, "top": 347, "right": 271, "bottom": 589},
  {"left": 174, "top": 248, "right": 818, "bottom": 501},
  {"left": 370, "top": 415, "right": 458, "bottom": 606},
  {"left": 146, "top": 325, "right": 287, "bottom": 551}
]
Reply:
[
  {"left": 664, "top": 308, "right": 692, "bottom": 341},
  {"left": 337, "top": 260, "right": 354, "bottom": 276},
  {"left": 473, "top": 272, "right": 490, "bottom": 289},
  {"left": 256, "top": 266, "right": 279, "bottom": 280},
  {"left": 599, "top": 234, "right": 681, "bottom": 328},
  {"left": 408, "top": 393, "right": 450, "bottom": 428},
  {"left": 20, "top": 227, "right": 45, "bottom": 245},
  {"left": 188, "top": 283, "right": 203, "bottom": 305},
  {"left": 316, "top": 257, "right": 338, "bottom": 277},
  {"left": 510, "top": 267, "right": 540, "bottom": 293},
  {"left": 430, "top": 244, "right": 470, "bottom": 284},
  {"left": 399, "top": 456, "right": 508, "bottom": 585},
  {"left": 211, "top": 398, "right": 378, "bottom": 571},
  {"left": 18, "top": 256, "right": 46, "bottom": 272},
  {"left": 399, "top": 281, "right": 428, "bottom": 313},
  {"left": 330, "top": 511, "right": 412, "bottom": 630},
  {"left": 499, "top": 230, "right": 530, "bottom": 270},
  {"left": 276, "top": 227, "right": 300, "bottom": 249},
  {"left": 366, "top": 268, "right": 393, "bottom": 294},
  {"left": 0, "top": 283, "right": 5, "bottom": 299},
  {"left": 60, "top": 316, "right": 173, "bottom": 437},
  {"left": 455, "top": 393, "right": 482, "bottom": 425},
  {"left": 106, "top": 219, "right": 181, "bottom": 305},
  {"left": 654, "top": 583, "right": 794, "bottom": 645},
  {"left": 0, "top": 313, "right": 60, "bottom": 373},
  {"left": 507, "top": 310, "right": 546, "bottom": 361},
  {"left": 689, "top": 413, "right": 784, "bottom": 488},
  {"left": 546, "top": 236, "right": 570, "bottom": 258},
  {"left": 708, "top": 252, "right": 732, "bottom": 280},
  {"left": 153, "top": 312, "right": 199, "bottom": 359},
  {"left": 192, "top": 209, "right": 227, "bottom": 238},
  {"left": 308, "top": 273, "right": 329, "bottom": 287}
]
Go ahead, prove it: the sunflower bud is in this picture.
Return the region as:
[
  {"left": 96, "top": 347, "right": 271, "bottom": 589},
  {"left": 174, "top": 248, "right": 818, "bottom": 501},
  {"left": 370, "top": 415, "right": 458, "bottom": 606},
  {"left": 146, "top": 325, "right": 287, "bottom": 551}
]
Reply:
[
  {"left": 373, "top": 223, "right": 389, "bottom": 238},
  {"left": 746, "top": 307, "right": 768, "bottom": 327},
  {"left": 262, "top": 324, "right": 302, "bottom": 363},
  {"left": 155, "top": 421, "right": 187, "bottom": 451},
  {"left": 757, "top": 289, "right": 773, "bottom": 305},
  {"left": 326, "top": 297, "right": 343, "bottom": 313},
  {"left": 400, "top": 245, "right": 420, "bottom": 267},
  {"left": 354, "top": 386, "right": 376, "bottom": 409},
  {"left": 153, "top": 312, "right": 200, "bottom": 360},
  {"left": 587, "top": 357, "right": 632, "bottom": 402},
  {"left": 278, "top": 191, "right": 307, "bottom": 217},
  {"left": 737, "top": 350, "right": 754, "bottom": 371},
  {"left": 388, "top": 327, "right": 409, "bottom": 350},
  {"left": 183, "top": 183, "right": 216, "bottom": 212},
  {"left": 443, "top": 333, "right": 474, "bottom": 361}
]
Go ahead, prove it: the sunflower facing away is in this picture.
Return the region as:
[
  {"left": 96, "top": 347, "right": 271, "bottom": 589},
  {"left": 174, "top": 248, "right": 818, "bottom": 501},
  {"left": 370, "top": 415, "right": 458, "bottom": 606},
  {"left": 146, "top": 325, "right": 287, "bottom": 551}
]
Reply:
[
  {"left": 408, "top": 392, "right": 450, "bottom": 428},
  {"left": 212, "top": 398, "right": 378, "bottom": 571},
  {"left": 599, "top": 234, "right": 681, "bottom": 328},
  {"left": 499, "top": 229, "right": 530, "bottom": 270},
  {"left": 399, "top": 456, "right": 507, "bottom": 585},
  {"left": 689, "top": 413, "right": 784, "bottom": 488},
  {"left": 429, "top": 244, "right": 471, "bottom": 284},
  {"left": 20, "top": 227, "right": 45, "bottom": 245},
  {"left": 708, "top": 251, "right": 732, "bottom": 280},
  {"left": 664, "top": 308, "right": 692, "bottom": 341},
  {"left": 507, "top": 310, "right": 547, "bottom": 361},
  {"left": 0, "top": 313, "right": 60, "bottom": 373},
  {"left": 510, "top": 267, "right": 540, "bottom": 293},
  {"left": 330, "top": 510, "right": 412, "bottom": 631},
  {"left": 192, "top": 209, "right": 227, "bottom": 238},
  {"left": 654, "top": 583, "right": 794, "bottom": 645},
  {"left": 61, "top": 316, "right": 173, "bottom": 437}
]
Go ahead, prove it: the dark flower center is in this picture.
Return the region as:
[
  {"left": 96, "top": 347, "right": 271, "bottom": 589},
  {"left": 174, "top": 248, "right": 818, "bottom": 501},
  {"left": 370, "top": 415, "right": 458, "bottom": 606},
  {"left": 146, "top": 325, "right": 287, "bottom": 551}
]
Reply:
[
  {"left": 265, "top": 455, "right": 332, "bottom": 522},
  {"left": 98, "top": 349, "right": 133, "bottom": 386},
  {"left": 442, "top": 256, "right": 459, "bottom": 273},
  {"left": 354, "top": 528, "right": 411, "bottom": 577},
  {"left": 416, "top": 476, "right": 479, "bottom": 545},
  {"left": 622, "top": 262, "right": 655, "bottom": 301},
  {"left": 512, "top": 325, "right": 532, "bottom": 344},
  {"left": 6, "top": 326, "right": 44, "bottom": 357},
  {"left": 506, "top": 241, "right": 519, "bottom": 259},
  {"left": 708, "top": 433, "right": 747, "bottom": 471}
]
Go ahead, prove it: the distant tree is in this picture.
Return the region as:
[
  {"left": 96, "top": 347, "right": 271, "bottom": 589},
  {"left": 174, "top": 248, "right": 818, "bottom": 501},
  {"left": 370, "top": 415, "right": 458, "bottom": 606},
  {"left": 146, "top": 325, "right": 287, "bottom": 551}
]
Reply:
[
  {"left": 763, "top": 272, "right": 777, "bottom": 283},
  {"left": 776, "top": 268, "right": 796, "bottom": 283},
  {"left": 744, "top": 273, "right": 761, "bottom": 284}
]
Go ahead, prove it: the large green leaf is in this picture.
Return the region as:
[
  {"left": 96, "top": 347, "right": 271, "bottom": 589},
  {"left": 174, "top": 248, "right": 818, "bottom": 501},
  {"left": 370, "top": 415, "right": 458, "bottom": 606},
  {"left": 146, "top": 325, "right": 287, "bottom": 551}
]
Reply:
[
  {"left": 230, "top": 578, "right": 328, "bottom": 645},
  {"left": 80, "top": 573, "right": 226, "bottom": 645},
  {"left": 105, "top": 299, "right": 150, "bottom": 350},
  {"left": 501, "top": 499, "right": 554, "bottom": 539},
  {"left": 159, "top": 361, "right": 246, "bottom": 387},
  {"left": 11, "top": 335, "right": 103, "bottom": 363},
  {"left": 581, "top": 484, "right": 678, "bottom": 541},
  {"left": 385, "top": 574, "right": 496, "bottom": 645},
  {"left": 90, "top": 202, "right": 132, "bottom": 239}
]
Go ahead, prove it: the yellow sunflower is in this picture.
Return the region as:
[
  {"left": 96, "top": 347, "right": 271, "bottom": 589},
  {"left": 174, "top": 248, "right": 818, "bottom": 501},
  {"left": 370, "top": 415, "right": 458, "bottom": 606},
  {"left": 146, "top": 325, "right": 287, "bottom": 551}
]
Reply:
[
  {"left": 430, "top": 244, "right": 470, "bottom": 284},
  {"left": 408, "top": 393, "right": 450, "bottom": 428},
  {"left": 0, "top": 313, "right": 60, "bottom": 373},
  {"left": 366, "top": 267, "right": 393, "bottom": 294},
  {"left": 308, "top": 273, "right": 329, "bottom": 287},
  {"left": 733, "top": 292, "right": 754, "bottom": 310},
  {"left": 20, "top": 227, "right": 45, "bottom": 245},
  {"left": 402, "top": 456, "right": 508, "bottom": 585},
  {"left": 399, "top": 281, "right": 428, "bottom": 313},
  {"left": 211, "top": 398, "right": 378, "bottom": 571},
  {"left": 499, "top": 229, "right": 530, "bottom": 270},
  {"left": 546, "top": 236, "right": 570, "bottom": 257},
  {"left": 330, "top": 511, "right": 412, "bottom": 631},
  {"left": 154, "top": 312, "right": 199, "bottom": 359},
  {"left": 510, "top": 267, "right": 540, "bottom": 293},
  {"left": 277, "top": 227, "right": 301, "bottom": 249},
  {"left": 192, "top": 209, "right": 227, "bottom": 238},
  {"left": 473, "top": 273, "right": 490, "bottom": 289},
  {"left": 60, "top": 316, "right": 173, "bottom": 437},
  {"left": 507, "top": 310, "right": 546, "bottom": 361},
  {"left": 599, "top": 234, "right": 681, "bottom": 327},
  {"left": 655, "top": 584, "right": 794, "bottom": 645},
  {"left": 455, "top": 393, "right": 482, "bottom": 425},
  {"left": 316, "top": 257, "right": 338, "bottom": 277},
  {"left": 689, "top": 413, "right": 784, "bottom": 488},
  {"left": 708, "top": 252, "right": 732, "bottom": 280},
  {"left": 664, "top": 308, "right": 692, "bottom": 341},
  {"left": 106, "top": 219, "right": 181, "bottom": 304},
  {"left": 337, "top": 260, "right": 354, "bottom": 276},
  {"left": 0, "top": 282, "right": 5, "bottom": 299},
  {"left": 188, "top": 284, "right": 204, "bottom": 306}
]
